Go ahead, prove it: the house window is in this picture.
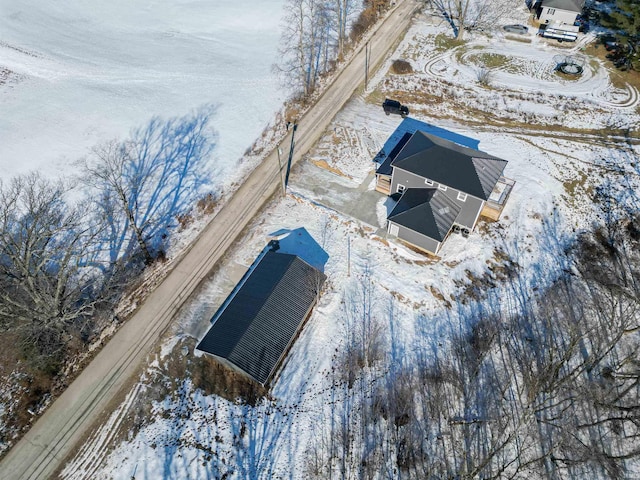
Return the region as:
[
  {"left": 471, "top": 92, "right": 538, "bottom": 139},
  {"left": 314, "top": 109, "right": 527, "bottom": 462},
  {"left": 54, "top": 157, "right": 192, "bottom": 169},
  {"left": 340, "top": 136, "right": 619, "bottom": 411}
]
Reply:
[
  {"left": 547, "top": 8, "right": 555, "bottom": 15},
  {"left": 389, "top": 224, "right": 399, "bottom": 236},
  {"left": 424, "top": 178, "right": 434, "bottom": 186},
  {"left": 438, "top": 184, "right": 447, "bottom": 192},
  {"left": 396, "top": 184, "right": 406, "bottom": 194},
  {"left": 457, "top": 192, "right": 468, "bottom": 202}
]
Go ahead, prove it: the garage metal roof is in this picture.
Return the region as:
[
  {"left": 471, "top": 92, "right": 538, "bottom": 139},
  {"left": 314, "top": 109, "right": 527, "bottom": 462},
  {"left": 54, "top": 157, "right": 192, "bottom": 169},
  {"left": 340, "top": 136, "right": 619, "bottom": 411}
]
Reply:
[{"left": 196, "top": 249, "right": 326, "bottom": 386}]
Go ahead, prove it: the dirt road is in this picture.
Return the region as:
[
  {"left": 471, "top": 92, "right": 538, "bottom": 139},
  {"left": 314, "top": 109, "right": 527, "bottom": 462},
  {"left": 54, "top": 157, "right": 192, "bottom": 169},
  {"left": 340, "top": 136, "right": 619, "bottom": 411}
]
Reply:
[{"left": 0, "top": 2, "right": 417, "bottom": 478}]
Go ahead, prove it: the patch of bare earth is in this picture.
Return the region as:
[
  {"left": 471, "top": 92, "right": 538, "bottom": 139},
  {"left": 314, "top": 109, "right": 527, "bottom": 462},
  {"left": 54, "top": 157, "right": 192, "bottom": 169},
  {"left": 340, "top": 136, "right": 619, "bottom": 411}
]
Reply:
[
  {"left": 0, "top": 67, "right": 21, "bottom": 87},
  {"left": 312, "top": 159, "right": 348, "bottom": 177}
]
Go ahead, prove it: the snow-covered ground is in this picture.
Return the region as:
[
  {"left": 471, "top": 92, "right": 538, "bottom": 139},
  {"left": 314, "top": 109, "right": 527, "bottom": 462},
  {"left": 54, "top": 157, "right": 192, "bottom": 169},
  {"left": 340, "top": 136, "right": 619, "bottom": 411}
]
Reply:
[
  {"left": 58, "top": 6, "right": 640, "bottom": 480},
  {"left": 0, "top": 0, "right": 289, "bottom": 458},
  {"left": 0, "top": 0, "right": 286, "bottom": 180},
  {"left": 374, "top": 12, "right": 639, "bottom": 131},
  {"left": 60, "top": 118, "right": 583, "bottom": 478}
]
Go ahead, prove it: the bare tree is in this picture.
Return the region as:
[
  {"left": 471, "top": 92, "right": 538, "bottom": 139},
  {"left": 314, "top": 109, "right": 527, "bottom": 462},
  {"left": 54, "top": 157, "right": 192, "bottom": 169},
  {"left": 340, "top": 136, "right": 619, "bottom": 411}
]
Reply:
[
  {"left": 86, "top": 140, "right": 154, "bottom": 264},
  {"left": 0, "top": 174, "right": 101, "bottom": 372},
  {"left": 432, "top": 0, "right": 515, "bottom": 39},
  {"left": 330, "top": 0, "right": 356, "bottom": 57},
  {"left": 83, "top": 107, "right": 216, "bottom": 265},
  {"left": 277, "top": 0, "right": 337, "bottom": 97}
]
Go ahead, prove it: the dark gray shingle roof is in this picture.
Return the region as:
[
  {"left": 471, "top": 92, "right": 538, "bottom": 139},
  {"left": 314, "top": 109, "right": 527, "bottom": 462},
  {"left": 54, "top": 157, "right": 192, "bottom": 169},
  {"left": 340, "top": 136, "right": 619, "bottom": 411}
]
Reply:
[
  {"left": 540, "top": 0, "right": 584, "bottom": 12},
  {"left": 196, "top": 250, "right": 326, "bottom": 385},
  {"left": 388, "top": 188, "right": 461, "bottom": 241},
  {"left": 391, "top": 131, "right": 507, "bottom": 200}
]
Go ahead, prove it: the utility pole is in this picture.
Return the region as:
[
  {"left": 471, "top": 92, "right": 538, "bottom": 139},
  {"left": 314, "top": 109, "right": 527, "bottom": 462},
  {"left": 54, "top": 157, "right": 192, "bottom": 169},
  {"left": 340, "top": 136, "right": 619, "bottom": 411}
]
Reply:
[
  {"left": 276, "top": 145, "right": 285, "bottom": 196},
  {"left": 364, "top": 41, "right": 370, "bottom": 90},
  {"left": 284, "top": 122, "right": 298, "bottom": 193}
]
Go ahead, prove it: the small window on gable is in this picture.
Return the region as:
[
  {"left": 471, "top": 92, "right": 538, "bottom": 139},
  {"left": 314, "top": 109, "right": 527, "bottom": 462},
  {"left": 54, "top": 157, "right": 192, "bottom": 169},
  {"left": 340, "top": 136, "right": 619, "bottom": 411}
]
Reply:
[
  {"left": 397, "top": 184, "right": 406, "bottom": 194},
  {"left": 457, "top": 192, "right": 468, "bottom": 202},
  {"left": 424, "top": 178, "right": 434, "bottom": 186},
  {"left": 548, "top": 8, "right": 555, "bottom": 14},
  {"left": 438, "top": 184, "right": 447, "bottom": 192}
]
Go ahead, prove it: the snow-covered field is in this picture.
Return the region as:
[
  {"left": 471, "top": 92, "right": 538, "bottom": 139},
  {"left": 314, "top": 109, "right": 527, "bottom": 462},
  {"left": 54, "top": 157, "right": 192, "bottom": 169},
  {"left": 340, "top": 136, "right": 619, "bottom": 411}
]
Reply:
[
  {"left": 0, "top": 0, "right": 286, "bottom": 180},
  {"left": 0, "top": 0, "right": 289, "bottom": 459},
  {"left": 54, "top": 6, "right": 640, "bottom": 480}
]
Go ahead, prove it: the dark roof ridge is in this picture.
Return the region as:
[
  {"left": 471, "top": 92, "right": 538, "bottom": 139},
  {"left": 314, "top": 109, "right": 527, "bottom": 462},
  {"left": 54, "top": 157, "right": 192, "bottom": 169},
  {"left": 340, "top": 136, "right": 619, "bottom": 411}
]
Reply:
[
  {"left": 208, "top": 250, "right": 293, "bottom": 355},
  {"left": 388, "top": 188, "right": 436, "bottom": 217},
  {"left": 421, "top": 131, "right": 501, "bottom": 160},
  {"left": 388, "top": 188, "right": 461, "bottom": 241},
  {"left": 540, "top": 0, "right": 584, "bottom": 11},
  {"left": 225, "top": 254, "right": 321, "bottom": 363},
  {"left": 390, "top": 131, "right": 507, "bottom": 200}
]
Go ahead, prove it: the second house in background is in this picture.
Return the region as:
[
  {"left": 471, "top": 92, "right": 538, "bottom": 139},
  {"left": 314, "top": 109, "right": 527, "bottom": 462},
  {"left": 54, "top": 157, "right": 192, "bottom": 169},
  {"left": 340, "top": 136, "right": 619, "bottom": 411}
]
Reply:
[{"left": 531, "top": 0, "right": 585, "bottom": 26}]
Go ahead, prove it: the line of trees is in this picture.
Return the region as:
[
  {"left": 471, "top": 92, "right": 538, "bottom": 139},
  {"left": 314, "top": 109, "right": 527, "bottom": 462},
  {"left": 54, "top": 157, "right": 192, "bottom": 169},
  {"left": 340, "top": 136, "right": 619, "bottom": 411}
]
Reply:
[
  {"left": 275, "top": 0, "right": 524, "bottom": 97},
  {"left": 599, "top": 0, "right": 640, "bottom": 71},
  {"left": 276, "top": 0, "right": 392, "bottom": 98},
  {"left": 303, "top": 206, "right": 640, "bottom": 478},
  {"left": 0, "top": 107, "right": 216, "bottom": 378}
]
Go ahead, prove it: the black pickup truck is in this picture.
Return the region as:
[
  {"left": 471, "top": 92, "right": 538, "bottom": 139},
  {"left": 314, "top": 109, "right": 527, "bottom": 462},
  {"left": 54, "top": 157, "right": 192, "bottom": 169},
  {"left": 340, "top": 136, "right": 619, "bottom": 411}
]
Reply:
[{"left": 382, "top": 98, "right": 409, "bottom": 117}]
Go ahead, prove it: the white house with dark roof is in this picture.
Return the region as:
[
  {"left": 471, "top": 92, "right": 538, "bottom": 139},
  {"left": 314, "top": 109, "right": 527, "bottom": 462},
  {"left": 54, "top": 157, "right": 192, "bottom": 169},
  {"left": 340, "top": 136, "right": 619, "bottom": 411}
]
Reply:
[
  {"left": 532, "top": 0, "right": 585, "bottom": 27},
  {"left": 376, "top": 131, "right": 514, "bottom": 256}
]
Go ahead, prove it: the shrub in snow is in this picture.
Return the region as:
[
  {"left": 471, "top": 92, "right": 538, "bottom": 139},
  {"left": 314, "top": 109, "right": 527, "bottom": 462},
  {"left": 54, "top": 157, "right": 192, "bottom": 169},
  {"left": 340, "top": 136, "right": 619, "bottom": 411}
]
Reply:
[
  {"left": 391, "top": 59, "right": 414, "bottom": 74},
  {"left": 476, "top": 67, "right": 493, "bottom": 86}
]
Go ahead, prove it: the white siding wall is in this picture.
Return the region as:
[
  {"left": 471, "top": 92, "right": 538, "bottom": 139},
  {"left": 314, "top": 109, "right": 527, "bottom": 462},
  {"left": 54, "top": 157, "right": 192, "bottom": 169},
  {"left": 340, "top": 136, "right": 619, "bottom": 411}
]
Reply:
[
  {"left": 539, "top": 7, "right": 578, "bottom": 25},
  {"left": 388, "top": 221, "right": 441, "bottom": 255},
  {"left": 390, "top": 167, "right": 484, "bottom": 229}
]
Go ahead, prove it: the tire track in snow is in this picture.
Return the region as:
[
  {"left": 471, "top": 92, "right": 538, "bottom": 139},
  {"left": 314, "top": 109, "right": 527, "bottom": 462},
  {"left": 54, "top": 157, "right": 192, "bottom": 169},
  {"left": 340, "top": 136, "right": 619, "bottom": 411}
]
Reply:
[
  {"left": 597, "top": 84, "right": 639, "bottom": 109},
  {"left": 422, "top": 42, "right": 639, "bottom": 110},
  {"left": 59, "top": 383, "right": 144, "bottom": 480}
]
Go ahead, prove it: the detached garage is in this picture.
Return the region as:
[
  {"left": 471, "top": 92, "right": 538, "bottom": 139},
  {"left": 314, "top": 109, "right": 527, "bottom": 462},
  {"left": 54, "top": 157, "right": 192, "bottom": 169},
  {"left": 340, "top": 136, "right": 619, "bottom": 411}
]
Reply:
[{"left": 196, "top": 241, "right": 326, "bottom": 386}]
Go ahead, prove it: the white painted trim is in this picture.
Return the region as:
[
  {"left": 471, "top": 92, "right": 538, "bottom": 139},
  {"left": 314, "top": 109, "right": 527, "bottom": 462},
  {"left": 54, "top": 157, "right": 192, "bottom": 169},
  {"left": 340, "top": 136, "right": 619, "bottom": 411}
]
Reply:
[
  {"left": 457, "top": 192, "right": 468, "bottom": 202},
  {"left": 438, "top": 184, "right": 447, "bottom": 191},
  {"left": 470, "top": 200, "right": 485, "bottom": 229},
  {"left": 424, "top": 178, "right": 434, "bottom": 186}
]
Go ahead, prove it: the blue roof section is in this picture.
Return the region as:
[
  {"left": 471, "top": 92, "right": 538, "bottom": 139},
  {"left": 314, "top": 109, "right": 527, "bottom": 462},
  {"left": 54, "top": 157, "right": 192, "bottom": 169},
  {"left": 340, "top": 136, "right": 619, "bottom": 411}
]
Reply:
[
  {"left": 376, "top": 118, "right": 480, "bottom": 163},
  {"left": 268, "top": 227, "right": 329, "bottom": 273},
  {"left": 376, "top": 132, "right": 412, "bottom": 176}
]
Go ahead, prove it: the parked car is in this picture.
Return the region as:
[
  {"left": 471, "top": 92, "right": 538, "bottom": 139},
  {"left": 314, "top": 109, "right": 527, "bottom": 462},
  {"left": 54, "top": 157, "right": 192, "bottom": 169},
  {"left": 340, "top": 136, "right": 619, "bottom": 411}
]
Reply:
[
  {"left": 382, "top": 99, "right": 409, "bottom": 117},
  {"left": 503, "top": 24, "right": 528, "bottom": 35},
  {"left": 607, "top": 51, "right": 624, "bottom": 61}
]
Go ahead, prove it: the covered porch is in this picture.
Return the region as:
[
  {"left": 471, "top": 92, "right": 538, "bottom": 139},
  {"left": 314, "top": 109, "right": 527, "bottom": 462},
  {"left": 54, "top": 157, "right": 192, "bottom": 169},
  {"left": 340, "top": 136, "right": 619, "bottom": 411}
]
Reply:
[{"left": 375, "top": 173, "right": 392, "bottom": 195}]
